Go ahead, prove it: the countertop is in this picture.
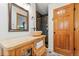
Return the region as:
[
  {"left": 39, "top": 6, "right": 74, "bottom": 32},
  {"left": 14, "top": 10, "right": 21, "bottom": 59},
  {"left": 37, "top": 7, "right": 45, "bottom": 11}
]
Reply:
[{"left": 0, "top": 35, "right": 46, "bottom": 49}]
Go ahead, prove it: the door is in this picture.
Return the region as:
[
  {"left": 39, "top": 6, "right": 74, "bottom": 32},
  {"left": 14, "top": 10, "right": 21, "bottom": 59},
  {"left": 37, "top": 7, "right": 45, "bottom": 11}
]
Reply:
[
  {"left": 75, "top": 4, "right": 79, "bottom": 55},
  {"left": 54, "top": 4, "right": 74, "bottom": 55}
]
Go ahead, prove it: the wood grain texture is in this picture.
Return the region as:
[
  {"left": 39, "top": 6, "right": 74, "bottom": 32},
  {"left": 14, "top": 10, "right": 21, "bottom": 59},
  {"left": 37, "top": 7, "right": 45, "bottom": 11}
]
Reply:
[
  {"left": 74, "top": 4, "right": 79, "bottom": 55},
  {"left": 1, "top": 35, "right": 46, "bottom": 56},
  {"left": 54, "top": 4, "right": 74, "bottom": 56}
]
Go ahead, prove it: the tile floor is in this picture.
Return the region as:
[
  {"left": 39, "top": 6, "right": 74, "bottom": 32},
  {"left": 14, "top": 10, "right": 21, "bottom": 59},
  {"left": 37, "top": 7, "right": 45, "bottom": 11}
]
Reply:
[
  {"left": 47, "top": 49, "right": 62, "bottom": 56},
  {"left": 47, "top": 52, "right": 62, "bottom": 56}
]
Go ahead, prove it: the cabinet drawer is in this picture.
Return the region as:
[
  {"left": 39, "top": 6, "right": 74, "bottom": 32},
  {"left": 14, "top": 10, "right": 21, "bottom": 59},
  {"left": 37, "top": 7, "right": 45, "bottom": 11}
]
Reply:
[{"left": 34, "top": 38, "right": 45, "bottom": 49}]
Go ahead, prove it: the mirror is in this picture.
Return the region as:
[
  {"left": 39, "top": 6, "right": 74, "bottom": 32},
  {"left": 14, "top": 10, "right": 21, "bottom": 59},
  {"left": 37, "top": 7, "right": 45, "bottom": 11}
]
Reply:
[{"left": 8, "top": 3, "right": 29, "bottom": 32}]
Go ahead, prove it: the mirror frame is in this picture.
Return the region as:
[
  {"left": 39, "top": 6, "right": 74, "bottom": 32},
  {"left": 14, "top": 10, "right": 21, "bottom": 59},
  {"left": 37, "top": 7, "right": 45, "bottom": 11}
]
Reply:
[{"left": 8, "top": 3, "right": 29, "bottom": 32}]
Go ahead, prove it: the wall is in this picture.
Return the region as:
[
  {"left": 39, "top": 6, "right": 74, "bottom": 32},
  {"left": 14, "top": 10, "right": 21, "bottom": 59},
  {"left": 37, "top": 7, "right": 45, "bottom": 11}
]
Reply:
[
  {"left": 0, "top": 3, "right": 36, "bottom": 39},
  {"left": 29, "top": 3, "right": 36, "bottom": 31},
  {"left": 48, "top": 3, "right": 69, "bottom": 52}
]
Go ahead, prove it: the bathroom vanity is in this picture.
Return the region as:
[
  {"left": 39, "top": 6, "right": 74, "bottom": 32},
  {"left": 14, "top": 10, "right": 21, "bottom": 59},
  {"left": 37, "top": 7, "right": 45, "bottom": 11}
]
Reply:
[
  {"left": 6, "top": 3, "right": 46, "bottom": 56},
  {"left": 0, "top": 35, "right": 46, "bottom": 56}
]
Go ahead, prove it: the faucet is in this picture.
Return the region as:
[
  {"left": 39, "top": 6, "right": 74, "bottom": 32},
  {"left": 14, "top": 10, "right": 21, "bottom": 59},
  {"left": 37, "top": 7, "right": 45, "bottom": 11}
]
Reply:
[{"left": 32, "top": 27, "right": 36, "bottom": 31}]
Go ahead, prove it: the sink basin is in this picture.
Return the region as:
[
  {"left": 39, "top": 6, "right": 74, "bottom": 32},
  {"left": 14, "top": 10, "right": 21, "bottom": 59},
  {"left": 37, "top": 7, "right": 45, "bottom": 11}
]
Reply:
[{"left": 33, "top": 31, "right": 42, "bottom": 36}]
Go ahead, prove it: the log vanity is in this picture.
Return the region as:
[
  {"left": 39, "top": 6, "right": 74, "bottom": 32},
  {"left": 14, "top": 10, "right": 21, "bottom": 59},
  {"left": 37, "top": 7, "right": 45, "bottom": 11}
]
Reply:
[{"left": 0, "top": 35, "right": 46, "bottom": 56}]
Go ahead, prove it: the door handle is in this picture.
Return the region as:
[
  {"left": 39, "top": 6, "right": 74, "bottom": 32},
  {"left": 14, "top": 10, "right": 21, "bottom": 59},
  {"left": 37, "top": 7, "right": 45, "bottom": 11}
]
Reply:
[{"left": 54, "top": 32, "right": 55, "bottom": 34}]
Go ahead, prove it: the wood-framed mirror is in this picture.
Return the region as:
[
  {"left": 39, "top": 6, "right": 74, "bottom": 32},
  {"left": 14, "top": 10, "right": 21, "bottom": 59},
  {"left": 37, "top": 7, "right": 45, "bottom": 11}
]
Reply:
[{"left": 8, "top": 3, "right": 29, "bottom": 32}]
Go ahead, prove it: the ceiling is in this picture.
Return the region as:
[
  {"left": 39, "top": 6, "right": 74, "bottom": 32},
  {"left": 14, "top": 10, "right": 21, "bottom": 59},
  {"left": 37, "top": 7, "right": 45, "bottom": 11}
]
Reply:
[{"left": 36, "top": 3, "right": 48, "bottom": 15}]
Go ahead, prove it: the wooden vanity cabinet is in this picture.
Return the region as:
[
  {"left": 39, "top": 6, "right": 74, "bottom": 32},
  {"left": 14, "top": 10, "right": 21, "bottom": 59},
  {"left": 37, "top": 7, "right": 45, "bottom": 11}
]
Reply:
[{"left": 3, "top": 35, "right": 46, "bottom": 56}]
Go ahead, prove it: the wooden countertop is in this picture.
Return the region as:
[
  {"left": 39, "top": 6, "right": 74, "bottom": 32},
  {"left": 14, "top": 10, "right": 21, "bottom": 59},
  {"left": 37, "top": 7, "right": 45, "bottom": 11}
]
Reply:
[{"left": 0, "top": 35, "right": 46, "bottom": 49}]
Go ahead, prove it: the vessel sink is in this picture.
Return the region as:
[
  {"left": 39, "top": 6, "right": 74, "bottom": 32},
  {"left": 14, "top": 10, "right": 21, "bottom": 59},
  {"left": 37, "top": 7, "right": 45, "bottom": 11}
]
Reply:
[{"left": 33, "top": 31, "right": 42, "bottom": 36}]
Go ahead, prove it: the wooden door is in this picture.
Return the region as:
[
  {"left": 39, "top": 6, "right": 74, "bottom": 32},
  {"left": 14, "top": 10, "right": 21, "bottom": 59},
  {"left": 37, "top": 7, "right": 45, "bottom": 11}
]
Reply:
[
  {"left": 54, "top": 4, "right": 74, "bottom": 55},
  {"left": 74, "top": 4, "right": 79, "bottom": 55}
]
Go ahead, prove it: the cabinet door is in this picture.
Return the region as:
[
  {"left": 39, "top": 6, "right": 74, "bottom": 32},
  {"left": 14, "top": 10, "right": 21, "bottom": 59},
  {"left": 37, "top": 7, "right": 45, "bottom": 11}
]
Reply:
[
  {"left": 75, "top": 4, "right": 79, "bottom": 55},
  {"left": 8, "top": 49, "right": 16, "bottom": 56},
  {"left": 15, "top": 48, "right": 21, "bottom": 56},
  {"left": 15, "top": 43, "right": 33, "bottom": 56},
  {"left": 54, "top": 4, "right": 74, "bottom": 55}
]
